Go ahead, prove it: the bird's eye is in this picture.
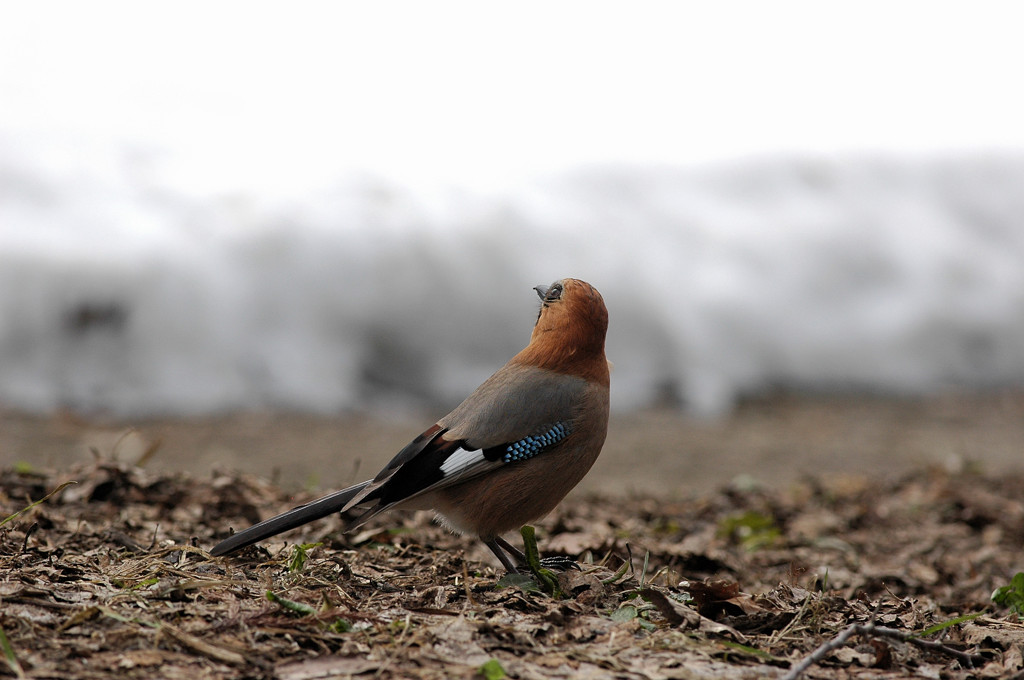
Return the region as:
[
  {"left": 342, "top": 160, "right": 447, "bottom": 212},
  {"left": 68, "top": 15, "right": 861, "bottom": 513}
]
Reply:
[{"left": 546, "top": 282, "right": 563, "bottom": 302}]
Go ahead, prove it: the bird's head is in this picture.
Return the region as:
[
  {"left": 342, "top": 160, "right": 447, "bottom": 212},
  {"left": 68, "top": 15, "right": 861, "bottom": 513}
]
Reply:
[
  {"left": 520, "top": 278, "right": 608, "bottom": 383},
  {"left": 532, "top": 278, "right": 607, "bottom": 334}
]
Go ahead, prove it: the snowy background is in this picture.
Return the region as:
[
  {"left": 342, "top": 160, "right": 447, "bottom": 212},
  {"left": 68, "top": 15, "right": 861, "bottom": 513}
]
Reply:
[{"left": 2, "top": 2, "right": 1024, "bottom": 418}]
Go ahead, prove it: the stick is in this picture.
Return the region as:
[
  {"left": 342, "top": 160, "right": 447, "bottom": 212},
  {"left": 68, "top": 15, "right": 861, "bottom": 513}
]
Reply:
[
  {"left": 161, "top": 624, "right": 248, "bottom": 666},
  {"left": 781, "top": 621, "right": 985, "bottom": 680}
]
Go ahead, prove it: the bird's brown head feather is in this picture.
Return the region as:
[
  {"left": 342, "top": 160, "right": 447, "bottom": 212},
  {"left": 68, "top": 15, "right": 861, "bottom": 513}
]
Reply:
[{"left": 513, "top": 278, "right": 609, "bottom": 387}]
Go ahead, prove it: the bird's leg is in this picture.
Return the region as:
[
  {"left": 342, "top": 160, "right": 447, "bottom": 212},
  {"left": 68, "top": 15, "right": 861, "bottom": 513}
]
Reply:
[
  {"left": 494, "top": 536, "right": 579, "bottom": 572},
  {"left": 493, "top": 536, "right": 527, "bottom": 564},
  {"left": 483, "top": 538, "right": 522, "bottom": 574}
]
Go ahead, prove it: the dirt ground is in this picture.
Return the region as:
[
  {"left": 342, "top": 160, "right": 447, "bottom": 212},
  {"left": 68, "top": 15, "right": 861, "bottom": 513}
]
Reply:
[
  {"left": 4, "top": 390, "right": 1024, "bottom": 497},
  {"left": 2, "top": 392, "right": 1024, "bottom": 679}
]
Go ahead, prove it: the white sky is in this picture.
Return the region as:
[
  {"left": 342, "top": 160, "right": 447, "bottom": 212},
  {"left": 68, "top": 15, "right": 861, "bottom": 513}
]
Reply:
[{"left": 2, "top": 1, "right": 1023, "bottom": 193}]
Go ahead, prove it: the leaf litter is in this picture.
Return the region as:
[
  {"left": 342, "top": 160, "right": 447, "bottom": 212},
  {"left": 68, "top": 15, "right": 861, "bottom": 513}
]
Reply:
[{"left": 2, "top": 453, "right": 1024, "bottom": 679}]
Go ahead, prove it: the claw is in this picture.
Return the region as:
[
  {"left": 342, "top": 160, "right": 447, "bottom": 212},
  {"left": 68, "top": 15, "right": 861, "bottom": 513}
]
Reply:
[{"left": 538, "top": 555, "right": 580, "bottom": 572}]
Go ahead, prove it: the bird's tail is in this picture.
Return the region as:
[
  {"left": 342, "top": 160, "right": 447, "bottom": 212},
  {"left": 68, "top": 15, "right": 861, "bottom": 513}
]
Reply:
[{"left": 210, "top": 481, "right": 371, "bottom": 556}]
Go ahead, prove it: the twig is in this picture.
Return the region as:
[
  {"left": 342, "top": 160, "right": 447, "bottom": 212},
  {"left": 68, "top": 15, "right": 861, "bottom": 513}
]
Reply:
[
  {"left": 161, "top": 624, "right": 248, "bottom": 666},
  {"left": 768, "top": 588, "right": 814, "bottom": 646},
  {"left": 461, "top": 557, "right": 476, "bottom": 606},
  {"left": 899, "top": 628, "right": 985, "bottom": 667},
  {"left": 782, "top": 620, "right": 986, "bottom": 680},
  {"left": 781, "top": 623, "right": 860, "bottom": 680}
]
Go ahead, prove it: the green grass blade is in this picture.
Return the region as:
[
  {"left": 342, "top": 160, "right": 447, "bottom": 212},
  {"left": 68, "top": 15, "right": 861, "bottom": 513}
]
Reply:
[
  {"left": 266, "top": 590, "right": 318, "bottom": 616},
  {"left": 0, "top": 624, "right": 25, "bottom": 679},
  {"left": 519, "top": 525, "right": 564, "bottom": 598},
  {"left": 916, "top": 611, "right": 984, "bottom": 637},
  {"left": 1, "top": 480, "right": 77, "bottom": 527}
]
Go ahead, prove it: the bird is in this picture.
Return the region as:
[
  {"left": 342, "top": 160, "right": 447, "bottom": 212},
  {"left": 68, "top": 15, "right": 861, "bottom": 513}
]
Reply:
[{"left": 210, "top": 278, "right": 610, "bottom": 573}]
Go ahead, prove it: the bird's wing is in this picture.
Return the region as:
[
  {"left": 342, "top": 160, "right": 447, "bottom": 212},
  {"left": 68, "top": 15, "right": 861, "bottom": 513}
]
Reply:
[{"left": 344, "top": 364, "right": 587, "bottom": 518}]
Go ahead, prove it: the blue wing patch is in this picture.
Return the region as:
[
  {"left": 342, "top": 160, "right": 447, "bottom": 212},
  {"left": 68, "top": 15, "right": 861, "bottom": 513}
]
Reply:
[{"left": 502, "top": 422, "right": 572, "bottom": 463}]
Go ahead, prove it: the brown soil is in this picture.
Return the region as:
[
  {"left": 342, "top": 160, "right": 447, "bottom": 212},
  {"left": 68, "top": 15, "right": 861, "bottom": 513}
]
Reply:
[
  {"left": 2, "top": 392, "right": 1024, "bottom": 679},
  {"left": 4, "top": 391, "right": 1023, "bottom": 496}
]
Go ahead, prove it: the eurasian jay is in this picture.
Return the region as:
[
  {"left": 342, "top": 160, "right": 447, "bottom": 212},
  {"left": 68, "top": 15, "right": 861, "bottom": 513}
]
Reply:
[{"left": 210, "top": 278, "right": 610, "bottom": 573}]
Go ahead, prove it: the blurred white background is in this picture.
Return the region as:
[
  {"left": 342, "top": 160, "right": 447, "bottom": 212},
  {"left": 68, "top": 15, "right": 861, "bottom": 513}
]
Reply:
[{"left": 2, "top": 1, "right": 1024, "bottom": 417}]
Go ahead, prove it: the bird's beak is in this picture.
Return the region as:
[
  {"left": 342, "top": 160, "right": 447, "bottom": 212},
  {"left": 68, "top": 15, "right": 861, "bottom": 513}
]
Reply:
[{"left": 534, "top": 285, "right": 549, "bottom": 300}]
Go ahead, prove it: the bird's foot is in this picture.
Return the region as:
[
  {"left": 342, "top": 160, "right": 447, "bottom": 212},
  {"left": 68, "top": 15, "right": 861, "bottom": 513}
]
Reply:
[{"left": 537, "top": 555, "right": 581, "bottom": 572}]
